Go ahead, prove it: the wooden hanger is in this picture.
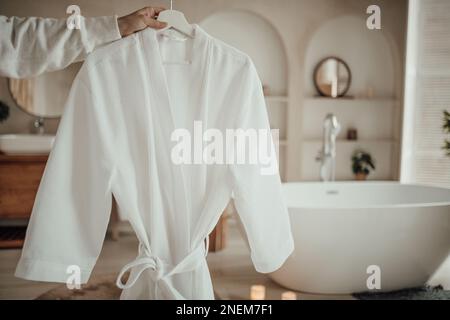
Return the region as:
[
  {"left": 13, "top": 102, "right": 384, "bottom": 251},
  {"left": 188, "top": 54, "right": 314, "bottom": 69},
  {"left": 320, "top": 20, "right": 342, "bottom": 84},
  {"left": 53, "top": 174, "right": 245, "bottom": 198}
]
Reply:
[{"left": 157, "top": 0, "right": 195, "bottom": 38}]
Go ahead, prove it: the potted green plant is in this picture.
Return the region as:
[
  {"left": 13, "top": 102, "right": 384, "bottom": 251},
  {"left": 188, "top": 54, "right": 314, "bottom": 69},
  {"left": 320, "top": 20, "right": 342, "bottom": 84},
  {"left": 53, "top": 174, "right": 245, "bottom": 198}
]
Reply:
[
  {"left": 351, "top": 150, "right": 375, "bottom": 181},
  {"left": 443, "top": 110, "right": 450, "bottom": 157},
  {"left": 0, "top": 100, "right": 10, "bottom": 123}
]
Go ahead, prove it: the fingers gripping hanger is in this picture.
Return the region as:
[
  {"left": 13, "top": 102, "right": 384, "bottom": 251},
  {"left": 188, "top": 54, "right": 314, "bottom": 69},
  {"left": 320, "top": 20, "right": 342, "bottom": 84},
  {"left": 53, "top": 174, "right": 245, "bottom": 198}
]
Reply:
[{"left": 157, "top": 0, "right": 195, "bottom": 38}]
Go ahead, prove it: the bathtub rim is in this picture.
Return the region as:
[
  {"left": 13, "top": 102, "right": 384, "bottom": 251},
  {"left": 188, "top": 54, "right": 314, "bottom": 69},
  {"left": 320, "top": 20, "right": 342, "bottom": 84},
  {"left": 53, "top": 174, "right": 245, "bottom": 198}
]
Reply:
[{"left": 282, "top": 181, "right": 450, "bottom": 210}]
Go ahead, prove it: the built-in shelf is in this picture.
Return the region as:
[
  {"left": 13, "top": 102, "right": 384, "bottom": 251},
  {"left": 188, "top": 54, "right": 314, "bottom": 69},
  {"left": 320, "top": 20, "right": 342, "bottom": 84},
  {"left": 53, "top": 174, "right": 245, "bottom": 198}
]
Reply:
[
  {"left": 304, "top": 97, "right": 398, "bottom": 103},
  {"left": 265, "top": 95, "right": 289, "bottom": 103},
  {"left": 302, "top": 97, "right": 396, "bottom": 141},
  {"left": 302, "top": 139, "right": 395, "bottom": 144}
]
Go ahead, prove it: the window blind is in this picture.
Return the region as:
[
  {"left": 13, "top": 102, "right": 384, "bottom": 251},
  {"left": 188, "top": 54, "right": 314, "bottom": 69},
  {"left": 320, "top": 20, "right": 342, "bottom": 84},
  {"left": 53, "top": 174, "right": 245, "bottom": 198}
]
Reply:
[{"left": 402, "top": 0, "right": 450, "bottom": 187}]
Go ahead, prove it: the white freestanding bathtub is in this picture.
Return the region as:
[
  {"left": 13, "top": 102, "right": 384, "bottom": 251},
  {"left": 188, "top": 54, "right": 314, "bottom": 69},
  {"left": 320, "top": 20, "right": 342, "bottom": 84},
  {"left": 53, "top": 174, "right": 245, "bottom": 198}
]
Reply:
[{"left": 269, "top": 182, "right": 450, "bottom": 294}]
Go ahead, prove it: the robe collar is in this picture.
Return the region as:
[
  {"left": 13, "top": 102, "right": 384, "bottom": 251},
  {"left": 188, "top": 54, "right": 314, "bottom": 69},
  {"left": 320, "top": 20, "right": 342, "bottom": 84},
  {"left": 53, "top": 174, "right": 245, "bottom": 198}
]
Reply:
[{"left": 139, "top": 24, "right": 211, "bottom": 129}]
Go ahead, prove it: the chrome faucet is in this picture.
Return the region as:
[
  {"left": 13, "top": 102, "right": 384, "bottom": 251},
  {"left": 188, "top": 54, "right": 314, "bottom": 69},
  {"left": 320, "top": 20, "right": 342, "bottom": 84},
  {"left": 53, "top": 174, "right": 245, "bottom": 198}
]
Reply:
[
  {"left": 316, "top": 114, "right": 341, "bottom": 181},
  {"left": 33, "top": 117, "right": 45, "bottom": 135}
]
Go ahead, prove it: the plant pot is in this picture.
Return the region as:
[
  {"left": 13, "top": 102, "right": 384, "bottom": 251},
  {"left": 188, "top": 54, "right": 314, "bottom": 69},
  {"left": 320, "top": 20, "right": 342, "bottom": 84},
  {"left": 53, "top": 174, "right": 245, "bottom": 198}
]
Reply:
[{"left": 355, "top": 173, "right": 367, "bottom": 181}]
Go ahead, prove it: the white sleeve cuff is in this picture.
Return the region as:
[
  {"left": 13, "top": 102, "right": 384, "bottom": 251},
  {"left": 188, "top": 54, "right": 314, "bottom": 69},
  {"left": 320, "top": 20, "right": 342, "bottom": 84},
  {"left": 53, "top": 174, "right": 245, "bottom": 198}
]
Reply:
[
  {"left": 252, "top": 238, "right": 295, "bottom": 274},
  {"left": 15, "top": 258, "right": 95, "bottom": 284}
]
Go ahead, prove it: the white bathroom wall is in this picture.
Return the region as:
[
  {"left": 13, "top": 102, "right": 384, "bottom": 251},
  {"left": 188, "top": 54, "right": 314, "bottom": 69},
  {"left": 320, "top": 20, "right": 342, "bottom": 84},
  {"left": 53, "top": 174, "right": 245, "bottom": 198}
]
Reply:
[{"left": 0, "top": 0, "right": 408, "bottom": 181}]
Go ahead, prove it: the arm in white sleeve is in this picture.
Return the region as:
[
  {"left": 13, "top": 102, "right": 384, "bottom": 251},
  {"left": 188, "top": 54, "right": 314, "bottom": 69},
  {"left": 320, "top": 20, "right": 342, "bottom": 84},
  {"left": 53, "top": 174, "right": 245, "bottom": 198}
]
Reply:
[{"left": 0, "top": 15, "right": 121, "bottom": 78}]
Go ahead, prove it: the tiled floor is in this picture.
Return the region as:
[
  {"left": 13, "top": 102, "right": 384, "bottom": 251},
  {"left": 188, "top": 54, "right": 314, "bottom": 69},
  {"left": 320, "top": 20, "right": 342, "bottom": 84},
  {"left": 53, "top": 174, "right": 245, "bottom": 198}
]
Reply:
[{"left": 1, "top": 220, "right": 449, "bottom": 300}]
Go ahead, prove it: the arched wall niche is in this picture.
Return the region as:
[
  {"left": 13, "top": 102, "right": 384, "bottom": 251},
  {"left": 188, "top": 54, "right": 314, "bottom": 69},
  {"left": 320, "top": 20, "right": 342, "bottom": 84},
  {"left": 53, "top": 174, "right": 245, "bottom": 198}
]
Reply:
[{"left": 299, "top": 15, "right": 403, "bottom": 181}]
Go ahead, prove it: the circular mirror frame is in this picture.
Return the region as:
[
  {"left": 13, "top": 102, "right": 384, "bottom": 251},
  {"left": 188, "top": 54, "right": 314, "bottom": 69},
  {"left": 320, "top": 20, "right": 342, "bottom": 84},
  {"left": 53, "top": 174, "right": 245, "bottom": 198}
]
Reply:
[
  {"left": 8, "top": 78, "right": 62, "bottom": 119},
  {"left": 313, "top": 56, "right": 351, "bottom": 98}
]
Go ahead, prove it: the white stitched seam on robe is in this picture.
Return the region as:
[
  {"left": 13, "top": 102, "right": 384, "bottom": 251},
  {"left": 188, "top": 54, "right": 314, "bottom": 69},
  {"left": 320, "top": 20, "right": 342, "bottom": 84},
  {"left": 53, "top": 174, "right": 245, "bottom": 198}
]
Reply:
[{"left": 15, "top": 25, "right": 295, "bottom": 300}]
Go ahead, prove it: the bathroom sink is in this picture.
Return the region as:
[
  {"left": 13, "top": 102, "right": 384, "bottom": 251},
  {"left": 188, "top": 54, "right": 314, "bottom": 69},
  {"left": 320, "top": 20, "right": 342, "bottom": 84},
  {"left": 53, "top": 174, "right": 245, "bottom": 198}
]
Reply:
[{"left": 0, "top": 134, "right": 55, "bottom": 155}]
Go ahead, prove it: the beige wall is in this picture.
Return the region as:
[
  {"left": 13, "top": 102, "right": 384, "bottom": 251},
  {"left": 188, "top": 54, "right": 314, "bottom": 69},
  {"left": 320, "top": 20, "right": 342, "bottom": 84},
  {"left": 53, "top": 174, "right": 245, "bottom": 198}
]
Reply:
[{"left": 0, "top": 0, "right": 408, "bottom": 180}]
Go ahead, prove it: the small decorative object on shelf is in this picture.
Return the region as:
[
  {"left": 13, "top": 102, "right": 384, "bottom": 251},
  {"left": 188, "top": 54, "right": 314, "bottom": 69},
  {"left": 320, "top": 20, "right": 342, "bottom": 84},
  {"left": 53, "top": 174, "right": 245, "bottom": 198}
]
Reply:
[
  {"left": 347, "top": 127, "right": 358, "bottom": 140},
  {"left": 352, "top": 150, "right": 375, "bottom": 181},
  {"left": 250, "top": 285, "right": 266, "bottom": 300},
  {"left": 262, "top": 84, "right": 270, "bottom": 96},
  {"left": 366, "top": 87, "right": 375, "bottom": 99},
  {"left": 443, "top": 110, "right": 450, "bottom": 157},
  {"left": 0, "top": 100, "right": 10, "bottom": 123}
]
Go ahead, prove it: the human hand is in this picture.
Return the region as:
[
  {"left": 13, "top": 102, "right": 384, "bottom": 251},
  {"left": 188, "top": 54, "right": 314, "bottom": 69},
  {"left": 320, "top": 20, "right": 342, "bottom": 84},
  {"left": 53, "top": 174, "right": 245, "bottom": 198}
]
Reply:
[{"left": 117, "top": 7, "right": 167, "bottom": 37}]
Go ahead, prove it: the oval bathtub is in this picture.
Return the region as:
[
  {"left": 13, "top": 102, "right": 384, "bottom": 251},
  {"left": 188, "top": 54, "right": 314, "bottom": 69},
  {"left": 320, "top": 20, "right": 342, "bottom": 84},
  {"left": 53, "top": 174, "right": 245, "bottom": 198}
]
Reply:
[{"left": 269, "top": 182, "right": 450, "bottom": 294}]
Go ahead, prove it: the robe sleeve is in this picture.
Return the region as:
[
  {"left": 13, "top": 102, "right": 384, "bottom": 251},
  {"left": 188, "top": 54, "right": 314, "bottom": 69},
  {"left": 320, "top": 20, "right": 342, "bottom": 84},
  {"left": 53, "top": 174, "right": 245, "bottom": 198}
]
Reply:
[
  {"left": 229, "top": 60, "right": 294, "bottom": 273},
  {"left": 0, "top": 15, "right": 121, "bottom": 78},
  {"left": 15, "top": 71, "right": 115, "bottom": 284}
]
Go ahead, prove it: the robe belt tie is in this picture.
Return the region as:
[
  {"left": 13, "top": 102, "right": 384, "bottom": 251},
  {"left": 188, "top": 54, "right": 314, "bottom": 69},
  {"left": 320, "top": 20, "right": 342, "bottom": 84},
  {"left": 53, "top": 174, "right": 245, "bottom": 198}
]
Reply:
[{"left": 116, "top": 237, "right": 209, "bottom": 299}]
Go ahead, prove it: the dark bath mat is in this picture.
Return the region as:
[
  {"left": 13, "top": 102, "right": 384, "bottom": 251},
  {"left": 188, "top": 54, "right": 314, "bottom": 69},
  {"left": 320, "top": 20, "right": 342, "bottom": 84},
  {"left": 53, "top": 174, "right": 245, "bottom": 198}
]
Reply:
[{"left": 354, "top": 285, "right": 450, "bottom": 300}]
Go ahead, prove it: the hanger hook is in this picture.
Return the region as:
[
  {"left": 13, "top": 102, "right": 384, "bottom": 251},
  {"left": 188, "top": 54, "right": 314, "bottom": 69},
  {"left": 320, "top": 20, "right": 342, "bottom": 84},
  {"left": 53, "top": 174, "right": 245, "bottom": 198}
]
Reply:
[{"left": 170, "top": 0, "right": 173, "bottom": 10}]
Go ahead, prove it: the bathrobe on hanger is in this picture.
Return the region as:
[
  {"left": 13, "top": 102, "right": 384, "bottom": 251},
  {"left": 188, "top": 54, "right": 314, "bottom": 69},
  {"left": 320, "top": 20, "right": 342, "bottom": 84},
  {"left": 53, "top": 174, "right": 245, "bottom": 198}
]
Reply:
[{"left": 15, "top": 25, "right": 294, "bottom": 299}]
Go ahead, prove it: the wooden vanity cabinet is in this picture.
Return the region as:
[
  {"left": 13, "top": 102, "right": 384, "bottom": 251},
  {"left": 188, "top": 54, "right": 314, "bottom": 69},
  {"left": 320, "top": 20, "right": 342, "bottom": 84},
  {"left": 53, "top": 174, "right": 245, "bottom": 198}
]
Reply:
[{"left": 0, "top": 154, "right": 48, "bottom": 219}]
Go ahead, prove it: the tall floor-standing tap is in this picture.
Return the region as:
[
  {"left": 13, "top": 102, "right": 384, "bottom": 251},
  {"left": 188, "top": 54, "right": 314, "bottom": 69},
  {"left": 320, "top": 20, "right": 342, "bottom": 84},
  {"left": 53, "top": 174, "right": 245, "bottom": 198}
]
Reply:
[{"left": 316, "top": 114, "right": 341, "bottom": 181}]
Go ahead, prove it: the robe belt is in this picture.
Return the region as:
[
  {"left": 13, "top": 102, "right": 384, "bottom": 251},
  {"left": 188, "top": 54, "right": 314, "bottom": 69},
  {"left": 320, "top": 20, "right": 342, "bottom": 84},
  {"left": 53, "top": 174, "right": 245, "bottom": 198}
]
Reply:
[{"left": 116, "top": 237, "right": 209, "bottom": 299}]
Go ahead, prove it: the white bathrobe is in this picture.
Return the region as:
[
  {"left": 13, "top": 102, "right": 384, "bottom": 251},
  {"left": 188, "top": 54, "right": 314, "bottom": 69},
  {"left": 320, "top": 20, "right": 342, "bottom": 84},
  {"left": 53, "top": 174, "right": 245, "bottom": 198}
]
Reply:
[{"left": 15, "top": 25, "right": 294, "bottom": 300}]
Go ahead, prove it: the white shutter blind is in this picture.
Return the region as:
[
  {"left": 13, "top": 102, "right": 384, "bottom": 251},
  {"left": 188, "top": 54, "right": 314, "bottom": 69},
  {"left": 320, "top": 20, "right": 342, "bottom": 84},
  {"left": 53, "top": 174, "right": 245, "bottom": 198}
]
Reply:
[{"left": 402, "top": 0, "right": 450, "bottom": 187}]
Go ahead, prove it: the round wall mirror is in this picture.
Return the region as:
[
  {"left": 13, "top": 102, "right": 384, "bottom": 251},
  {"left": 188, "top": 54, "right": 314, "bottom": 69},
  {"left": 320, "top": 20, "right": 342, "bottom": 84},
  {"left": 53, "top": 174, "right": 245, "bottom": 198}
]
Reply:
[
  {"left": 313, "top": 57, "right": 351, "bottom": 98},
  {"left": 8, "top": 63, "right": 81, "bottom": 118}
]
